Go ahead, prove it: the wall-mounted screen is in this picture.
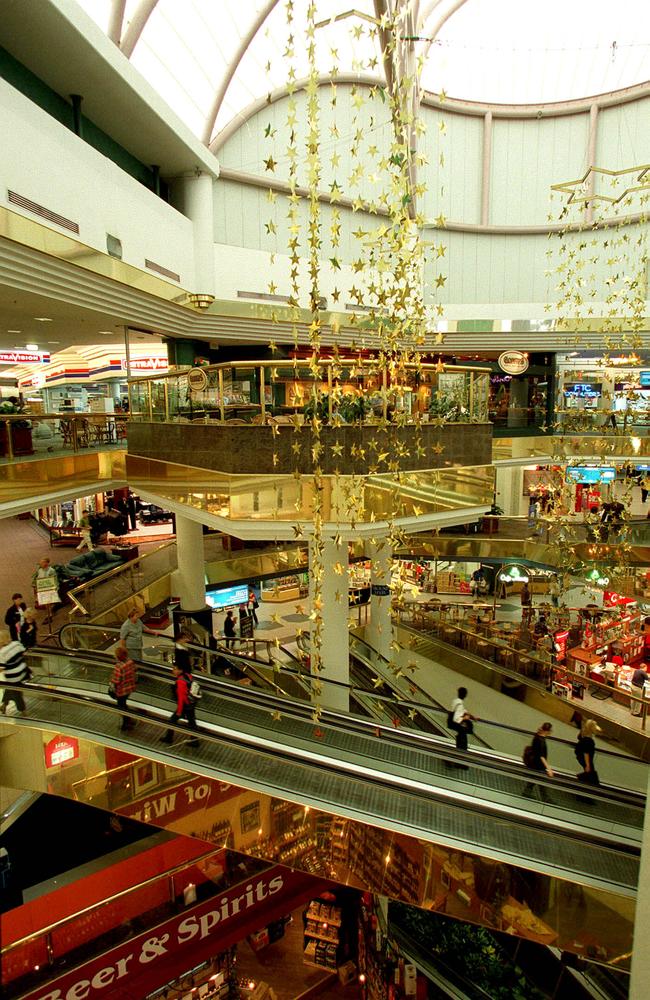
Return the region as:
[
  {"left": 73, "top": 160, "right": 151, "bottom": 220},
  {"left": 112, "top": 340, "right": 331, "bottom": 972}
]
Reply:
[
  {"left": 206, "top": 584, "right": 248, "bottom": 610},
  {"left": 566, "top": 466, "right": 616, "bottom": 485},
  {"left": 639, "top": 372, "right": 650, "bottom": 387}
]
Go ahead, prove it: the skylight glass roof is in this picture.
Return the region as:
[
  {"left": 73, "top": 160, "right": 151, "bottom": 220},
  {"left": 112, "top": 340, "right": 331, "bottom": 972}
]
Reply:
[{"left": 77, "top": 0, "right": 650, "bottom": 146}]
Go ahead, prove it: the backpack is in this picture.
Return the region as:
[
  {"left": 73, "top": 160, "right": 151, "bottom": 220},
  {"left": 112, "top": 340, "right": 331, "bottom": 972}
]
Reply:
[
  {"left": 523, "top": 745, "right": 535, "bottom": 768},
  {"left": 189, "top": 677, "right": 202, "bottom": 702}
]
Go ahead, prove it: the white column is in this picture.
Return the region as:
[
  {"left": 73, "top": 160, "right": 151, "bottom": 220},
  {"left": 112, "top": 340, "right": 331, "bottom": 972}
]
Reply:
[
  {"left": 630, "top": 769, "right": 650, "bottom": 997},
  {"left": 495, "top": 466, "right": 526, "bottom": 517},
  {"left": 310, "top": 537, "right": 350, "bottom": 712},
  {"left": 174, "top": 514, "right": 207, "bottom": 611},
  {"left": 366, "top": 538, "right": 392, "bottom": 661},
  {"left": 175, "top": 172, "right": 216, "bottom": 295}
]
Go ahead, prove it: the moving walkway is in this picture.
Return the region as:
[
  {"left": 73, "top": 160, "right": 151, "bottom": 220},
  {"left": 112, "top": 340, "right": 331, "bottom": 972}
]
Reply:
[{"left": 3, "top": 642, "right": 644, "bottom": 900}]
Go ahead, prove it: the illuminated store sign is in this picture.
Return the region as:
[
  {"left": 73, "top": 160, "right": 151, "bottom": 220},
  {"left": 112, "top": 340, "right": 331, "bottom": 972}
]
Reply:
[
  {"left": 497, "top": 351, "right": 528, "bottom": 375},
  {"left": 563, "top": 382, "right": 601, "bottom": 398},
  {"left": 125, "top": 357, "right": 168, "bottom": 371},
  {"left": 639, "top": 371, "right": 650, "bottom": 387},
  {"left": 0, "top": 351, "right": 50, "bottom": 365}
]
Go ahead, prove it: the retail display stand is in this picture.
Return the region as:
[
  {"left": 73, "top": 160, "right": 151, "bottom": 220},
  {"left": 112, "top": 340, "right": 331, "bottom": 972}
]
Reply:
[{"left": 303, "top": 899, "right": 343, "bottom": 971}]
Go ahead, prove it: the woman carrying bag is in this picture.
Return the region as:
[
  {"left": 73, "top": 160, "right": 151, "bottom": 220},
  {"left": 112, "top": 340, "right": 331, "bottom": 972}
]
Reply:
[{"left": 575, "top": 719, "right": 601, "bottom": 786}]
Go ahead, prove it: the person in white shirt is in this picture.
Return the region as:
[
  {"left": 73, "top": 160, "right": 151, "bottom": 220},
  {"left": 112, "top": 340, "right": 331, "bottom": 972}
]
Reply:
[
  {"left": 449, "top": 686, "right": 478, "bottom": 752},
  {"left": 0, "top": 627, "right": 29, "bottom": 714}
]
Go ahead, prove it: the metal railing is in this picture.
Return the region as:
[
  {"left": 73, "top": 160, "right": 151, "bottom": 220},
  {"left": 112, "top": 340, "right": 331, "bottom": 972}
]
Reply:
[
  {"left": 67, "top": 541, "right": 177, "bottom": 620},
  {"left": 0, "top": 413, "right": 127, "bottom": 461}
]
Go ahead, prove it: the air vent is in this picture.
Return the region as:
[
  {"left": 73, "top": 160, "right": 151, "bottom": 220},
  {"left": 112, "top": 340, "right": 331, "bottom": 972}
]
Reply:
[
  {"left": 145, "top": 259, "right": 180, "bottom": 282},
  {"left": 106, "top": 234, "right": 123, "bottom": 259},
  {"left": 8, "top": 190, "right": 79, "bottom": 234},
  {"left": 237, "top": 290, "right": 291, "bottom": 304}
]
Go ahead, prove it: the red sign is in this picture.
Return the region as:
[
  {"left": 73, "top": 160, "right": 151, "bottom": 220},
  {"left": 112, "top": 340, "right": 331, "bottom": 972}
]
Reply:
[
  {"left": 44, "top": 736, "right": 79, "bottom": 768},
  {"left": 553, "top": 630, "right": 569, "bottom": 663},
  {"left": 20, "top": 867, "right": 330, "bottom": 1000},
  {"left": 0, "top": 351, "right": 50, "bottom": 365},
  {"left": 116, "top": 776, "right": 239, "bottom": 825},
  {"left": 125, "top": 357, "right": 168, "bottom": 371},
  {"left": 604, "top": 591, "right": 636, "bottom": 608}
]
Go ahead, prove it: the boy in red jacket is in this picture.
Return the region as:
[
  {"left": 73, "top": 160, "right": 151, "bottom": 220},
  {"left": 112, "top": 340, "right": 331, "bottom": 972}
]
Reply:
[{"left": 160, "top": 665, "right": 199, "bottom": 747}]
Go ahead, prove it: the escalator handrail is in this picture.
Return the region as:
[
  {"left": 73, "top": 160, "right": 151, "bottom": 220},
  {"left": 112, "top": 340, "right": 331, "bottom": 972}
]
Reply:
[
  {"left": 2, "top": 676, "right": 643, "bottom": 861},
  {"left": 58, "top": 623, "right": 645, "bottom": 768},
  {"left": 25, "top": 648, "right": 647, "bottom": 811}
]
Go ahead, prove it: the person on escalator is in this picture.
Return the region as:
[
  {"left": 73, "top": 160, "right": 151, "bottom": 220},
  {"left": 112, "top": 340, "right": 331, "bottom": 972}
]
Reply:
[
  {"left": 160, "top": 664, "right": 199, "bottom": 747},
  {"left": 110, "top": 646, "right": 138, "bottom": 732},
  {"left": 448, "top": 687, "right": 478, "bottom": 753},
  {"left": 523, "top": 722, "right": 553, "bottom": 801},
  {"left": 575, "top": 719, "right": 601, "bottom": 786}
]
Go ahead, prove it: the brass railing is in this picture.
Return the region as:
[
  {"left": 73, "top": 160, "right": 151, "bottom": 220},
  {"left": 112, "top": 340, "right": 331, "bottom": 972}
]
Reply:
[{"left": 128, "top": 358, "right": 490, "bottom": 426}]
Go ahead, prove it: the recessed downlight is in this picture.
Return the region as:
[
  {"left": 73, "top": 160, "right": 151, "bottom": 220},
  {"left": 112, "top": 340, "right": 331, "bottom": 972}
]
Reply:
[
  {"left": 47, "top": 340, "right": 60, "bottom": 345},
  {"left": 7, "top": 329, "right": 21, "bottom": 334},
  {"left": 33, "top": 317, "right": 53, "bottom": 322},
  {"left": 98, "top": 331, "right": 114, "bottom": 336},
  {"left": 26, "top": 343, "right": 39, "bottom": 351}
]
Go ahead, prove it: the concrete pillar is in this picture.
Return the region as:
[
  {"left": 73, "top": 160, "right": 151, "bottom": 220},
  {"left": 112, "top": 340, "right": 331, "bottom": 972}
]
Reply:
[
  {"left": 310, "top": 537, "right": 350, "bottom": 712},
  {"left": 495, "top": 466, "right": 526, "bottom": 517},
  {"left": 174, "top": 514, "right": 207, "bottom": 611},
  {"left": 366, "top": 538, "right": 392, "bottom": 661},
  {"left": 174, "top": 172, "right": 216, "bottom": 295},
  {"left": 630, "top": 769, "right": 650, "bottom": 997}
]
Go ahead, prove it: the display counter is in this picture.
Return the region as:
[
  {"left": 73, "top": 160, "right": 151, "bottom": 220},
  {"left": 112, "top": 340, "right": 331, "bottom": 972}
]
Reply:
[{"left": 260, "top": 573, "right": 309, "bottom": 603}]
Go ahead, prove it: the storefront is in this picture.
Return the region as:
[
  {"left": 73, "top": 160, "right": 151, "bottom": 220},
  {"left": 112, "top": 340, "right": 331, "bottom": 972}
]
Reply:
[{"left": 556, "top": 351, "right": 650, "bottom": 431}]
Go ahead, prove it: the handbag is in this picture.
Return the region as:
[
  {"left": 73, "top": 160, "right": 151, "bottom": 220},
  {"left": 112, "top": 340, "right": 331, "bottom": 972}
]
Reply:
[
  {"left": 108, "top": 682, "right": 118, "bottom": 700},
  {"left": 577, "top": 769, "right": 600, "bottom": 786}
]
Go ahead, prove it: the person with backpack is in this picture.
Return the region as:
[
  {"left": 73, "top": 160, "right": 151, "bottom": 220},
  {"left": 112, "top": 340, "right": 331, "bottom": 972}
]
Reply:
[{"left": 160, "top": 665, "right": 200, "bottom": 747}]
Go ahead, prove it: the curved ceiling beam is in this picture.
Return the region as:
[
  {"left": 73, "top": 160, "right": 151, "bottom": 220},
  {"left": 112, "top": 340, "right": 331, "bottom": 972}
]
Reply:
[
  {"left": 108, "top": 0, "right": 127, "bottom": 45},
  {"left": 120, "top": 0, "right": 159, "bottom": 59},
  {"left": 210, "top": 73, "right": 385, "bottom": 154},
  {"left": 419, "top": 0, "right": 469, "bottom": 62},
  {"left": 202, "top": 0, "right": 283, "bottom": 146}
]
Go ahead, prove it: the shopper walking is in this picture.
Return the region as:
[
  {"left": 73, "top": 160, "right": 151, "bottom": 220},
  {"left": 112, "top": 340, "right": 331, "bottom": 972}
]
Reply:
[
  {"left": 448, "top": 686, "right": 478, "bottom": 753},
  {"left": 247, "top": 589, "right": 259, "bottom": 626},
  {"left": 523, "top": 722, "right": 553, "bottom": 800},
  {"left": 0, "top": 628, "right": 29, "bottom": 715},
  {"left": 76, "top": 509, "right": 94, "bottom": 551},
  {"left": 160, "top": 665, "right": 199, "bottom": 747},
  {"left": 520, "top": 582, "right": 532, "bottom": 625},
  {"left": 4, "top": 594, "right": 26, "bottom": 641},
  {"left": 223, "top": 610, "right": 237, "bottom": 649},
  {"left": 110, "top": 646, "right": 138, "bottom": 731},
  {"left": 575, "top": 719, "right": 601, "bottom": 786},
  {"left": 548, "top": 575, "right": 560, "bottom": 608},
  {"left": 19, "top": 610, "right": 38, "bottom": 649}
]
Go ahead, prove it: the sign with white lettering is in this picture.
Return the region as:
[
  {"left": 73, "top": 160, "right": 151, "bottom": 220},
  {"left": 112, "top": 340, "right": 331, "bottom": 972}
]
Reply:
[
  {"left": 0, "top": 351, "right": 50, "bottom": 365},
  {"left": 22, "top": 868, "right": 329, "bottom": 1000},
  {"left": 124, "top": 357, "right": 168, "bottom": 372},
  {"left": 44, "top": 735, "right": 79, "bottom": 768},
  {"left": 371, "top": 584, "right": 390, "bottom": 597}
]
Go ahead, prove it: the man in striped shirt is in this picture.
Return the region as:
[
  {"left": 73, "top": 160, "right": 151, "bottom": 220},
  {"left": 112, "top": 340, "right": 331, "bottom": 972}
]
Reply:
[{"left": 0, "top": 628, "right": 29, "bottom": 715}]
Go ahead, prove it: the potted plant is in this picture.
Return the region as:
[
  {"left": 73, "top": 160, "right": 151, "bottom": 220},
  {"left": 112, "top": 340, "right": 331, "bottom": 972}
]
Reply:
[
  {"left": 428, "top": 392, "right": 460, "bottom": 422},
  {"left": 0, "top": 399, "right": 33, "bottom": 457},
  {"left": 303, "top": 393, "right": 331, "bottom": 423},
  {"left": 338, "top": 393, "right": 370, "bottom": 425}
]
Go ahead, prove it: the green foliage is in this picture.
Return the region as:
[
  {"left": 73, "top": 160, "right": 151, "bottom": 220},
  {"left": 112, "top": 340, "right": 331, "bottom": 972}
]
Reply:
[
  {"left": 390, "top": 903, "right": 544, "bottom": 1000},
  {"left": 303, "top": 393, "right": 330, "bottom": 423},
  {"left": 338, "top": 393, "right": 370, "bottom": 424}
]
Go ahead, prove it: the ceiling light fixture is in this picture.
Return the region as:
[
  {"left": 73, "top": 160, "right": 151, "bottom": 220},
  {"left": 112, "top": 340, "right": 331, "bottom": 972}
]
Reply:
[
  {"left": 26, "top": 343, "right": 38, "bottom": 351},
  {"left": 98, "top": 330, "right": 114, "bottom": 335},
  {"left": 7, "top": 329, "right": 21, "bottom": 334},
  {"left": 33, "top": 317, "right": 53, "bottom": 322}
]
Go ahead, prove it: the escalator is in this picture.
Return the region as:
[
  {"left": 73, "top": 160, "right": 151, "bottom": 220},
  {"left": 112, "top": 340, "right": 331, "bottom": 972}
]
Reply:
[{"left": 1, "top": 645, "right": 643, "bottom": 965}]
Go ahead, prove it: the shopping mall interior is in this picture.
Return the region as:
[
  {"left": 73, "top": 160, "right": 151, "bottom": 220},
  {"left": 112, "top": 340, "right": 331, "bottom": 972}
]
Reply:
[{"left": 0, "top": 2, "right": 649, "bottom": 999}]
